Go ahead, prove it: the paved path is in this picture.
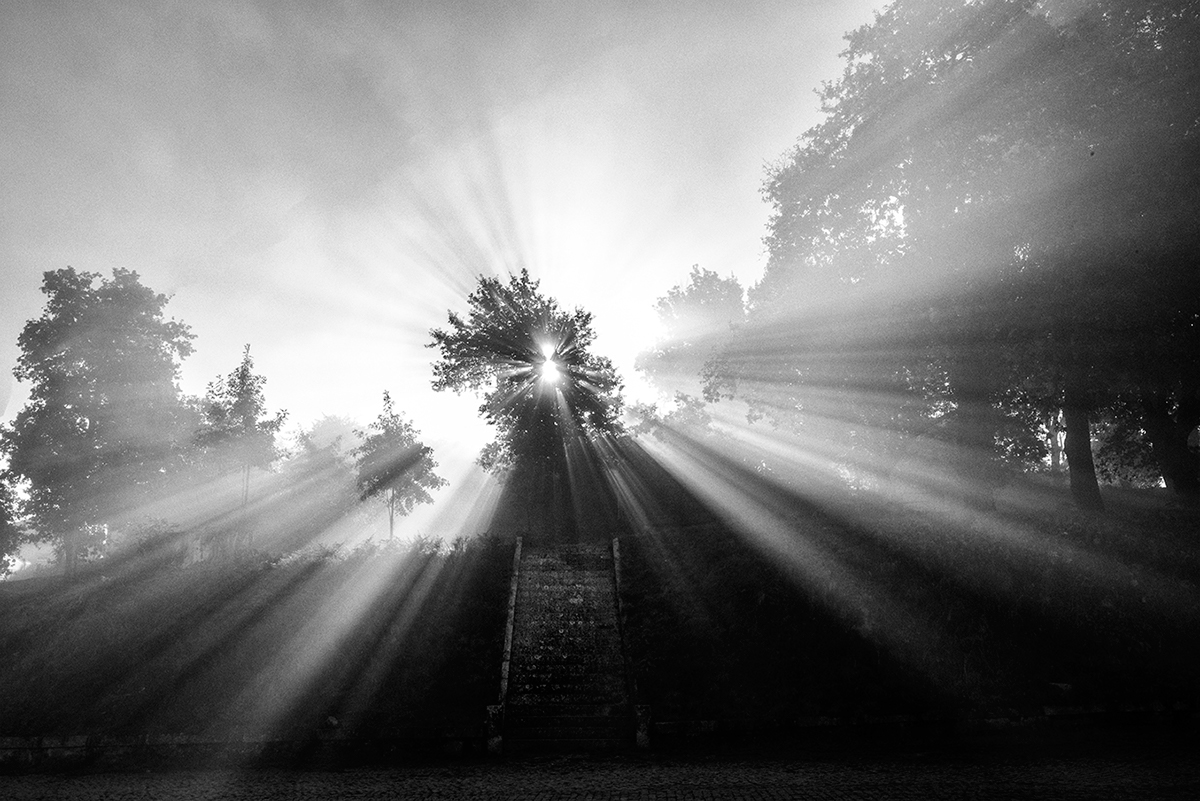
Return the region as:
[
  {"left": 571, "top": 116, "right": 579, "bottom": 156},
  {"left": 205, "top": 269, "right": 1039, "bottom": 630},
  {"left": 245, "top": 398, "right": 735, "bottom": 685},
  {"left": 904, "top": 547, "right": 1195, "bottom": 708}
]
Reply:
[{"left": 3, "top": 741, "right": 1198, "bottom": 800}]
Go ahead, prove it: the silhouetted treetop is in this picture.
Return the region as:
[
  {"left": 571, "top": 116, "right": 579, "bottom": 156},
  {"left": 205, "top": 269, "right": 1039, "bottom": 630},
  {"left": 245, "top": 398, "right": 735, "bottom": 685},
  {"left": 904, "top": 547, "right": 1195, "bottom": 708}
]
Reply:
[{"left": 429, "top": 269, "right": 623, "bottom": 472}]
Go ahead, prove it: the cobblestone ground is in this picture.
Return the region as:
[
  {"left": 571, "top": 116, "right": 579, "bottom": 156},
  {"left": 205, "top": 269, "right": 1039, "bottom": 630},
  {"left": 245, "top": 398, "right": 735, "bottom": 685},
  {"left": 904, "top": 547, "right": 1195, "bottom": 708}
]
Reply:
[{"left": 3, "top": 732, "right": 1198, "bottom": 800}]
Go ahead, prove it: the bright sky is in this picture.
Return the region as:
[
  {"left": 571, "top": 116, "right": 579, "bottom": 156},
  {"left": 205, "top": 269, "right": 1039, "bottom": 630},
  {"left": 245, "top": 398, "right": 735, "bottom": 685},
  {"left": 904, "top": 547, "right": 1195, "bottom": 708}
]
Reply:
[{"left": 0, "top": 1, "right": 879, "bottom": 531}]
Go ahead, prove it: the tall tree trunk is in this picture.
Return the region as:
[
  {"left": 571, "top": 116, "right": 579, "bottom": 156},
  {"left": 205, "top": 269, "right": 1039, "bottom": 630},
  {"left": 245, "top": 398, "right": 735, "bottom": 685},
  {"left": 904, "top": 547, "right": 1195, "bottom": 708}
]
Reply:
[
  {"left": 64, "top": 527, "right": 79, "bottom": 576},
  {"left": 1047, "top": 412, "right": 1063, "bottom": 479},
  {"left": 1142, "top": 390, "right": 1200, "bottom": 501},
  {"left": 387, "top": 489, "right": 396, "bottom": 539},
  {"left": 1062, "top": 390, "right": 1103, "bottom": 510}
]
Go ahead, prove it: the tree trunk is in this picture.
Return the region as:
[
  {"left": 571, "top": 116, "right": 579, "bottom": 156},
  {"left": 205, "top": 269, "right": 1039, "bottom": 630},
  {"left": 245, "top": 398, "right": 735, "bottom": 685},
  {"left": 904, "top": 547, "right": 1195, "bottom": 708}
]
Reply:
[
  {"left": 64, "top": 528, "right": 79, "bottom": 576},
  {"left": 387, "top": 490, "right": 396, "bottom": 539},
  {"left": 1062, "top": 396, "right": 1103, "bottom": 510},
  {"left": 1047, "top": 412, "right": 1063, "bottom": 479},
  {"left": 1142, "top": 393, "right": 1200, "bottom": 500}
]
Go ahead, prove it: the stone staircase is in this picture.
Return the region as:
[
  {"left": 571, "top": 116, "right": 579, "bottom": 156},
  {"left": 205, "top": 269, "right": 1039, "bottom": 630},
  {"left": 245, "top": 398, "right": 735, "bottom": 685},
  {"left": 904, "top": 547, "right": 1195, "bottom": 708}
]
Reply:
[{"left": 503, "top": 542, "right": 633, "bottom": 752}]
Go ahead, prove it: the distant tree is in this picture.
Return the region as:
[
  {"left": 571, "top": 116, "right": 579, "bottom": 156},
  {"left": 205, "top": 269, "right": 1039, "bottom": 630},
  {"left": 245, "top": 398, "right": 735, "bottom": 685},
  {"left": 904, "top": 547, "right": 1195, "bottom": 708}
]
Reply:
[
  {"left": 1, "top": 268, "right": 194, "bottom": 572},
  {"left": 353, "top": 392, "right": 445, "bottom": 539},
  {"left": 636, "top": 266, "right": 744, "bottom": 396},
  {"left": 428, "top": 269, "right": 623, "bottom": 535},
  {"left": 301, "top": 414, "right": 362, "bottom": 461},
  {"left": 195, "top": 345, "right": 288, "bottom": 508},
  {"left": 0, "top": 474, "right": 26, "bottom": 577}
]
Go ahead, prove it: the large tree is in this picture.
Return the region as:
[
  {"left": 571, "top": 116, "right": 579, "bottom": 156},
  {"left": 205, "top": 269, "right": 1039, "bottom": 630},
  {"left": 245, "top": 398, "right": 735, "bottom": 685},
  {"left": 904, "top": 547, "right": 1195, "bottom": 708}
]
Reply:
[
  {"left": 428, "top": 269, "right": 623, "bottom": 536},
  {"left": 711, "top": 0, "right": 1200, "bottom": 507},
  {"left": 353, "top": 391, "right": 445, "bottom": 539},
  {"left": 1, "top": 268, "right": 194, "bottom": 570}
]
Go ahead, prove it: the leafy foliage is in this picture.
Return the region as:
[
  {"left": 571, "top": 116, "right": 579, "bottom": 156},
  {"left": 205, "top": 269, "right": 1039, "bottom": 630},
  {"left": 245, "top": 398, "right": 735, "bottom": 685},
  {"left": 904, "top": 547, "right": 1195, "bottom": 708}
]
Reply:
[
  {"left": 705, "top": 0, "right": 1200, "bottom": 504},
  {"left": 428, "top": 269, "right": 623, "bottom": 472},
  {"left": 195, "top": 345, "right": 287, "bottom": 509},
  {"left": 352, "top": 391, "right": 445, "bottom": 538},
  {"left": 1, "top": 268, "right": 194, "bottom": 562},
  {"left": 636, "top": 266, "right": 744, "bottom": 396},
  {"left": 0, "top": 476, "right": 26, "bottom": 577}
]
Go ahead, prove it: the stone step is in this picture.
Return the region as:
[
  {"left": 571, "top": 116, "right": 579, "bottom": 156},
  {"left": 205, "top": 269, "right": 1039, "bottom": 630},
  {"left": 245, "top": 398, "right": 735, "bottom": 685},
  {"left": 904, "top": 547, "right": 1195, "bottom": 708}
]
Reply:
[
  {"left": 511, "top": 657, "right": 625, "bottom": 674},
  {"left": 520, "top": 586, "right": 612, "bottom": 597},
  {"left": 523, "top": 554, "right": 611, "bottom": 563},
  {"left": 521, "top": 578, "right": 611, "bottom": 585},
  {"left": 522, "top": 564, "right": 612, "bottom": 575},
  {"left": 514, "top": 632, "right": 618, "bottom": 645},
  {"left": 508, "top": 681, "right": 624, "bottom": 695},
  {"left": 519, "top": 587, "right": 614, "bottom": 597},
  {"left": 511, "top": 654, "right": 625, "bottom": 669},
  {"left": 508, "top": 702, "right": 631, "bottom": 717},
  {"left": 506, "top": 712, "right": 629, "bottom": 727},
  {"left": 508, "top": 722, "right": 631, "bottom": 740},
  {"left": 510, "top": 662, "right": 625, "bottom": 677},
  {"left": 504, "top": 737, "right": 629, "bottom": 754},
  {"left": 509, "top": 660, "right": 623, "bottom": 677},
  {"left": 509, "top": 691, "right": 626, "bottom": 706},
  {"left": 512, "top": 643, "right": 623, "bottom": 659},
  {"left": 517, "top": 600, "right": 617, "bottom": 612},
  {"left": 504, "top": 541, "right": 631, "bottom": 752},
  {"left": 511, "top": 650, "right": 623, "bottom": 666},
  {"left": 511, "top": 623, "right": 619, "bottom": 633},
  {"left": 515, "top": 612, "right": 618, "bottom": 624},
  {"left": 518, "top": 592, "right": 614, "bottom": 602},
  {"left": 509, "top": 675, "right": 626, "bottom": 692}
]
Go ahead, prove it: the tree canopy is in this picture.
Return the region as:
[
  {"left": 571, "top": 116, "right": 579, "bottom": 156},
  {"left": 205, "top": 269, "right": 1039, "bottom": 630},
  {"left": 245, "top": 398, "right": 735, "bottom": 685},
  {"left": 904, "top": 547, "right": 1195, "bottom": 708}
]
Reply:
[
  {"left": 704, "top": 0, "right": 1200, "bottom": 506},
  {"left": 636, "top": 265, "right": 744, "bottom": 397},
  {"left": 429, "top": 270, "right": 623, "bottom": 537},
  {"left": 195, "top": 345, "right": 288, "bottom": 506},
  {"left": 429, "top": 269, "right": 624, "bottom": 472},
  {"left": 1, "top": 268, "right": 194, "bottom": 566}
]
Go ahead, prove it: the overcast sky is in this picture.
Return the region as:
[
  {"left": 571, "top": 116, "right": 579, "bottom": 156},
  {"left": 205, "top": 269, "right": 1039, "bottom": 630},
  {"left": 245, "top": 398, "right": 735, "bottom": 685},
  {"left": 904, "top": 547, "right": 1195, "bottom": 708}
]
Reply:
[{"left": 1, "top": 0, "right": 878, "bottom": 530}]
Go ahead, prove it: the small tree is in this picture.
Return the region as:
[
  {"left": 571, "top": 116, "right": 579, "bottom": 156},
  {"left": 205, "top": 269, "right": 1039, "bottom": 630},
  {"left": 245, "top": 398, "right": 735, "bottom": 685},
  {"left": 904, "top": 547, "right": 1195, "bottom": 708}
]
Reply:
[
  {"left": 195, "top": 345, "right": 288, "bottom": 508},
  {"left": 353, "top": 391, "right": 445, "bottom": 539}
]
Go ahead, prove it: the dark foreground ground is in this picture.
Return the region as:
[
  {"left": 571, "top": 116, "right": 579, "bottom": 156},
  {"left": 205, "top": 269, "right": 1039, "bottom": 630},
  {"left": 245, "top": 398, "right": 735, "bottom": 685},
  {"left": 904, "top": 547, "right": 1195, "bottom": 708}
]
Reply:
[{"left": 3, "top": 727, "right": 1198, "bottom": 800}]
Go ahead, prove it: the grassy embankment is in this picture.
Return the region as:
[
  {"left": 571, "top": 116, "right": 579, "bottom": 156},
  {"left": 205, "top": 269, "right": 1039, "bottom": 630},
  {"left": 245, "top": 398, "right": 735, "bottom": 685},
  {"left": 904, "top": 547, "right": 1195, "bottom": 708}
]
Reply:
[
  {"left": 2, "top": 485, "right": 1197, "bottom": 741},
  {"left": 0, "top": 537, "right": 511, "bottom": 739},
  {"left": 620, "top": 487, "right": 1200, "bottom": 727}
]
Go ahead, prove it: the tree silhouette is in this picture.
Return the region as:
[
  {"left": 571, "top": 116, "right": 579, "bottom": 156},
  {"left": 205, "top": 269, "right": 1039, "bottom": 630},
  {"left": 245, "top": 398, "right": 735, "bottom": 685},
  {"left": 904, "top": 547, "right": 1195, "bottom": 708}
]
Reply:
[
  {"left": 1, "top": 268, "right": 195, "bottom": 572},
  {"left": 353, "top": 392, "right": 445, "bottom": 539},
  {"left": 710, "top": 0, "right": 1200, "bottom": 506},
  {"left": 429, "top": 269, "right": 623, "bottom": 536},
  {"left": 195, "top": 345, "right": 287, "bottom": 511},
  {"left": 636, "top": 265, "right": 744, "bottom": 397}
]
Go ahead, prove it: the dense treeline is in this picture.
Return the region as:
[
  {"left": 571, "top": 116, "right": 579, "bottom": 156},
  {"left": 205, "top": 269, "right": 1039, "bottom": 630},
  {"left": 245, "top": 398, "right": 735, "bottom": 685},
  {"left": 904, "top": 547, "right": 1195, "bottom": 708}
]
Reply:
[
  {"left": 643, "top": 0, "right": 1200, "bottom": 510},
  {"left": 0, "top": 268, "right": 443, "bottom": 576}
]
